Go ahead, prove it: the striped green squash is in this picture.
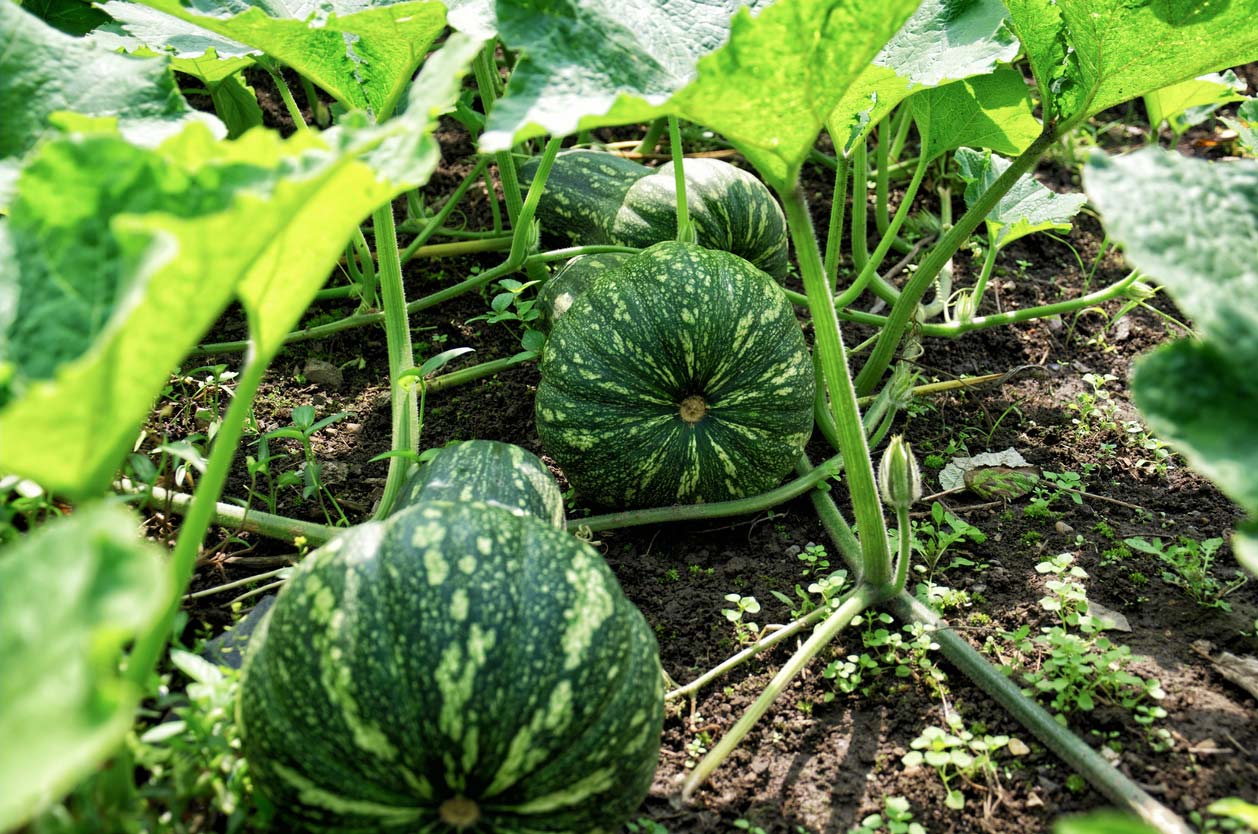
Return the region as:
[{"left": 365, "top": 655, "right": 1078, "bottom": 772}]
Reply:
[
  {"left": 535, "top": 241, "right": 814, "bottom": 508},
  {"left": 537, "top": 252, "right": 632, "bottom": 332},
  {"left": 395, "top": 440, "right": 565, "bottom": 528},
  {"left": 240, "top": 500, "right": 664, "bottom": 833},
  {"left": 522, "top": 150, "right": 789, "bottom": 279}
]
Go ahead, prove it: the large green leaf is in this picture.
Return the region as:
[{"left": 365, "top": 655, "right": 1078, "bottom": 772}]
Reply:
[
  {"left": 910, "top": 66, "right": 1040, "bottom": 161},
  {"left": 829, "top": 0, "right": 1019, "bottom": 152},
  {"left": 1222, "top": 99, "right": 1258, "bottom": 157},
  {"left": 18, "top": 0, "right": 110, "bottom": 35},
  {"left": 123, "top": 0, "right": 448, "bottom": 118},
  {"left": 1085, "top": 148, "right": 1258, "bottom": 571},
  {"left": 955, "top": 147, "right": 1086, "bottom": 249},
  {"left": 1005, "top": 0, "right": 1258, "bottom": 128},
  {"left": 482, "top": 0, "right": 771, "bottom": 151},
  {"left": 486, "top": 0, "right": 920, "bottom": 189},
  {"left": 0, "top": 34, "right": 480, "bottom": 498},
  {"left": 0, "top": 1, "right": 221, "bottom": 158},
  {"left": 0, "top": 503, "right": 171, "bottom": 831}
]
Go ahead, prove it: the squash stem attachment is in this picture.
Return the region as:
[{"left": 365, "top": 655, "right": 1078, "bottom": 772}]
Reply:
[{"left": 667, "top": 116, "right": 696, "bottom": 244}]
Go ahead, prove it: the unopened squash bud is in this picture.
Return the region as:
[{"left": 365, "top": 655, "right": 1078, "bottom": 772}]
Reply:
[
  {"left": 1124, "top": 280, "right": 1157, "bottom": 301},
  {"left": 878, "top": 435, "right": 921, "bottom": 510}
]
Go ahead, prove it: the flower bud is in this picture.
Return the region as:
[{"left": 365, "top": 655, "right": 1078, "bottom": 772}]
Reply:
[
  {"left": 1124, "top": 280, "right": 1157, "bottom": 301},
  {"left": 878, "top": 435, "right": 922, "bottom": 510}
]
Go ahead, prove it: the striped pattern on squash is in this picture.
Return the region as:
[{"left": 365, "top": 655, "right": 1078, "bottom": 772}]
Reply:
[
  {"left": 522, "top": 150, "right": 789, "bottom": 279},
  {"left": 395, "top": 440, "right": 565, "bottom": 528},
  {"left": 537, "top": 252, "right": 632, "bottom": 332},
  {"left": 535, "top": 241, "right": 814, "bottom": 508},
  {"left": 240, "top": 500, "right": 664, "bottom": 833}
]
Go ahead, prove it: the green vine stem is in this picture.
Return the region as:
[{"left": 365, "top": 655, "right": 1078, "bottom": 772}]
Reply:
[
  {"left": 823, "top": 151, "right": 849, "bottom": 291},
  {"left": 578, "top": 451, "right": 844, "bottom": 533},
  {"left": 398, "top": 156, "right": 491, "bottom": 262},
  {"left": 474, "top": 45, "right": 525, "bottom": 227},
  {"left": 807, "top": 485, "right": 1193, "bottom": 834},
  {"left": 875, "top": 121, "right": 892, "bottom": 236},
  {"left": 854, "top": 127, "right": 1059, "bottom": 394},
  {"left": 834, "top": 144, "right": 930, "bottom": 309},
  {"left": 372, "top": 201, "right": 419, "bottom": 519},
  {"left": 126, "top": 345, "right": 269, "bottom": 685},
  {"left": 681, "top": 584, "right": 877, "bottom": 800},
  {"left": 425, "top": 351, "right": 534, "bottom": 392},
  {"left": 778, "top": 185, "right": 892, "bottom": 586},
  {"left": 257, "top": 58, "right": 307, "bottom": 131},
  {"left": 528, "top": 244, "right": 642, "bottom": 263},
  {"left": 850, "top": 138, "right": 869, "bottom": 271},
  {"left": 967, "top": 236, "right": 1000, "bottom": 313},
  {"left": 668, "top": 116, "right": 695, "bottom": 243},
  {"left": 635, "top": 118, "right": 667, "bottom": 154},
  {"left": 665, "top": 602, "right": 833, "bottom": 701},
  {"left": 122, "top": 479, "right": 337, "bottom": 547}
]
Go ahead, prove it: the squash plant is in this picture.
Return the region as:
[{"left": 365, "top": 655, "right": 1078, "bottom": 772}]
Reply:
[{"left": 2, "top": 0, "right": 1257, "bottom": 831}]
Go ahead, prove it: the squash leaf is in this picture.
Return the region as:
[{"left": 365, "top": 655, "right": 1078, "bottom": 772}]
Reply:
[
  {"left": 1222, "top": 99, "right": 1258, "bottom": 157},
  {"left": 1144, "top": 71, "right": 1248, "bottom": 136},
  {"left": 1085, "top": 148, "right": 1258, "bottom": 573},
  {"left": 955, "top": 147, "right": 1086, "bottom": 249},
  {"left": 118, "top": 0, "right": 449, "bottom": 118},
  {"left": 17, "top": 0, "right": 111, "bottom": 35},
  {"left": 829, "top": 0, "right": 1020, "bottom": 152},
  {"left": 910, "top": 66, "right": 1041, "bottom": 161},
  {"left": 0, "top": 1, "right": 222, "bottom": 158},
  {"left": 485, "top": 0, "right": 919, "bottom": 189},
  {"left": 0, "top": 34, "right": 479, "bottom": 498},
  {"left": 0, "top": 503, "right": 171, "bottom": 831},
  {"left": 1005, "top": 0, "right": 1258, "bottom": 129}
]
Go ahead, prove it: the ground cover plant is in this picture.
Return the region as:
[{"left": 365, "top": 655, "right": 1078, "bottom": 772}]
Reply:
[{"left": 2, "top": 0, "right": 1258, "bottom": 832}]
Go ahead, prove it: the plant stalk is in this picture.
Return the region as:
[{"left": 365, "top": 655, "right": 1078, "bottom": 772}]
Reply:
[
  {"left": 682, "top": 585, "right": 876, "bottom": 800},
  {"left": 668, "top": 116, "right": 694, "bottom": 243},
  {"left": 778, "top": 185, "right": 891, "bottom": 586},
  {"left": 372, "top": 201, "right": 418, "bottom": 519},
  {"left": 126, "top": 345, "right": 268, "bottom": 685},
  {"left": 854, "top": 127, "right": 1059, "bottom": 394},
  {"left": 823, "top": 152, "right": 849, "bottom": 292}
]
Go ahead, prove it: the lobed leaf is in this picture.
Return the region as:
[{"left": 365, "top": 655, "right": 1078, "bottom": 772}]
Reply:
[
  {"left": 1006, "top": 0, "right": 1258, "bottom": 129},
  {"left": 1086, "top": 148, "right": 1258, "bottom": 572},
  {"left": 955, "top": 147, "right": 1086, "bottom": 249},
  {"left": 0, "top": 1, "right": 221, "bottom": 158},
  {"left": 0, "top": 35, "right": 480, "bottom": 498},
  {"left": 0, "top": 503, "right": 171, "bottom": 831},
  {"left": 1144, "top": 71, "right": 1248, "bottom": 134},
  {"left": 829, "top": 0, "right": 1020, "bottom": 152},
  {"left": 122, "top": 0, "right": 449, "bottom": 118},
  {"left": 487, "top": 0, "right": 919, "bottom": 189}
]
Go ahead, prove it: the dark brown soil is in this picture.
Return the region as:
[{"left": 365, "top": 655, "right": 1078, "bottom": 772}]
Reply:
[{"left": 160, "top": 78, "right": 1258, "bottom": 833}]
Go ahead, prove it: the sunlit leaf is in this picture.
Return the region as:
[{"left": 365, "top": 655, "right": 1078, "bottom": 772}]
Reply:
[
  {"left": 955, "top": 147, "right": 1086, "bottom": 249},
  {"left": 0, "top": 1, "right": 222, "bottom": 157},
  {"left": 1005, "top": 0, "right": 1258, "bottom": 128},
  {"left": 911, "top": 66, "right": 1040, "bottom": 161},
  {"left": 1086, "top": 148, "right": 1258, "bottom": 571},
  {"left": 19, "top": 0, "right": 110, "bottom": 35},
  {"left": 486, "top": 0, "right": 919, "bottom": 189},
  {"left": 1222, "top": 99, "right": 1258, "bottom": 157},
  {"left": 0, "top": 503, "right": 171, "bottom": 831},
  {"left": 122, "top": 0, "right": 449, "bottom": 118},
  {"left": 829, "top": 0, "right": 1019, "bottom": 151},
  {"left": 1144, "top": 71, "right": 1247, "bottom": 135},
  {"left": 0, "top": 35, "right": 480, "bottom": 498}
]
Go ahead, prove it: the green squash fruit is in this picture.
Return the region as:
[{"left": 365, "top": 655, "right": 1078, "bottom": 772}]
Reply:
[
  {"left": 240, "top": 500, "right": 664, "bottom": 833},
  {"left": 395, "top": 440, "right": 565, "bottom": 528},
  {"left": 535, "top": 241, "right": 814, "bottom": 508},
  {"left": 537, "top": 253, "right": 633, "bottom": 332},
  {"left": 521, "top": 150, "right": 789, "bottom": 279}
]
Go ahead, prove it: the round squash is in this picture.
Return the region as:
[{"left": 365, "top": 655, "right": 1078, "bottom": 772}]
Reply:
[
  {"left": 395, "top": 440, "right": 565, "bottom": 528},
  {"left": 535, "top": 241, "right": 815, "bottom": 508},
  {"left": 521, "top": 150, "right": 789, "bottom": 279},
  {"left": 537, "top": 253, "right": 632, "bottom": 332},
  {"left": 240, "top": 500, "right": 664, "bottom": 833}
]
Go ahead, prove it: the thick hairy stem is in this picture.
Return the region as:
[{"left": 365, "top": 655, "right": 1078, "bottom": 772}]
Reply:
[
  {"left": 682, "top": 586, "right": 876, "bottom": 800},
  {"left": 855, "top": 128, "right": 1058, "bottom": 394},
  {"left": 809, "top": 486, "right": 1192, "bottom": 834},
  {"left": 372, "top": 202, "right": 418, "bottom": 519},
  {"left": 126, "top": 346, "right": 268, "bottom": 684},
  {"left": 668, "top": 117, "right": 694, "bottom": 242},
  {"left": 779, "top": 186, "right": 891, "bottom": 586},
  {"left": 823, "top": 153, "right": 849, "bottom": 291}
]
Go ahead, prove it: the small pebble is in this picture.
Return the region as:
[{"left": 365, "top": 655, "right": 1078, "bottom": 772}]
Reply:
[{"left": 303, "top": 359, "right": 344, "bottom": 389}]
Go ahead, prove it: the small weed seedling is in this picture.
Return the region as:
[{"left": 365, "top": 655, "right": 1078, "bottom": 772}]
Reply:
[
  {"left": 847, "top": 796, "right": 926, "bottom": 834},
  {"left": 264, "top": 405, "right": 352, "bottom": 525},
  {"left": 1068, "top": 373, "right": 1119, "bottom": 437},
  {"left": 721, "top": 594, "right": 762, "bottom": 645},
  {"left": 901, "top": 713, "right": 1015, "bottom": 810},
  {"left": 909, "top": 502, "right": 987, "bottom": 581},
  {"left": 1125, "top": 535, "right": 1247, "bottom": 611}
]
